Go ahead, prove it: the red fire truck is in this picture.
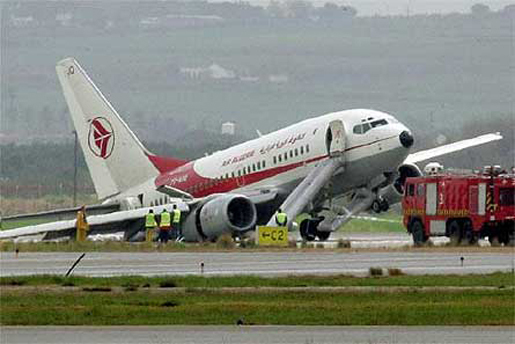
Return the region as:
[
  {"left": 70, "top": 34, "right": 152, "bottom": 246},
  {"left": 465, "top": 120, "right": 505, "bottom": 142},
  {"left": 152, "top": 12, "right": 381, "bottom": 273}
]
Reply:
[{"left": 402, "top": 166, "right": 515, "bottom": 246}]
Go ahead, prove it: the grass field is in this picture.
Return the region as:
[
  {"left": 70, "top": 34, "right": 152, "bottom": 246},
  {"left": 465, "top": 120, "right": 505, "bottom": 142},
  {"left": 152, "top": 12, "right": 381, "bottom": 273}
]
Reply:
[
  {"left": 2, "top": 273, "right": 513, "bottom": 325},
  {"left": 1, "top": 288, "right": 512, "bottom": 326},
  {"left": 1, "top": 272, "right": 513, "bottom": 289}
]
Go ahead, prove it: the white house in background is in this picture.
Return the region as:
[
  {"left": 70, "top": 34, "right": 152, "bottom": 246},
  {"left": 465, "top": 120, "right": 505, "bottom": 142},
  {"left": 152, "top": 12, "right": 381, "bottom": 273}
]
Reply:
[
  {"left": 268, "top": 74, "right": 289, "bottom": 84},
  {"left": 208, "top": 64, "right": 235, "bottom": 79},
  {"left": 180, "top": 64, "right": 236, "bottom": 80},
  {"left": 221, "top": 122, "right": 236, "bottom": 135}
]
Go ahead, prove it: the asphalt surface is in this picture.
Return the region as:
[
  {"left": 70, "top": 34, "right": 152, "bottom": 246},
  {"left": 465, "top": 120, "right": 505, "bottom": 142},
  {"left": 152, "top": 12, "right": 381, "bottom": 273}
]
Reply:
[
  {"left": 1, "top": 250, "right": 513, "bottom": 277},
  {"left": 1, "top": 326, "right": 514, "bottom": 344}
]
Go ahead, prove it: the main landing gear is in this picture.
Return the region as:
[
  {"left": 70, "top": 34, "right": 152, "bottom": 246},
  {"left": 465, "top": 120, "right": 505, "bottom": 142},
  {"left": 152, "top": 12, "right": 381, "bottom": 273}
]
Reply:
[
  {"left": 371, "top": 198, "right": 389, "bottom": 214},
  {"left": 299, "top": 217, "right": 331, "bottom": 242}
]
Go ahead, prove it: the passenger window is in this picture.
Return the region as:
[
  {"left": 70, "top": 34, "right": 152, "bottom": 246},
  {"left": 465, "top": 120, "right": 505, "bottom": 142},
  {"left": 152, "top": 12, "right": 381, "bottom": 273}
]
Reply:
[
  {"left": 417, "top": 184, "right": 425, "bottom": 196},
  {"left": 295, "top": 148, "right": 299, "bottom": 156},
  {"left": 300, "top": 146, "right": 304, "bottom": 154},
  {"left": 257, "top": 161, "right": 261, "bottom": 170},
  {"left": 284, "top": 152, "right": 287, "bottom": 161},
  {"left": 306, "top": 144, "right": 310, "bottom": 153},
  {"left": 238, "top": 170, "right": 241, "bottom": 177},
  {"left": 289, "top": 150, "right": 293, "bottom": 158},
  {"left": 231, "top": 172, "right": 235, "bottom": 178},
  {"left": 253, "top": 164, "right": 256, "bottom": 172},
  {"left": 262, "top": 160, "right": 266, "bottom": 168},
  {"left": 273, "top": 156, "right": 277, "bottom": 164},
  {"left": 278, "top": 155, "right": 282, "bottom": 162}
]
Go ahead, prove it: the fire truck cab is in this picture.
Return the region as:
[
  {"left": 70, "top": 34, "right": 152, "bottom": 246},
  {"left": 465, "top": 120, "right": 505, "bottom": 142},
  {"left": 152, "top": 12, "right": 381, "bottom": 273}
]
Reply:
[{"left": 402, "top": 166, "right": 514, "bottom": 246}]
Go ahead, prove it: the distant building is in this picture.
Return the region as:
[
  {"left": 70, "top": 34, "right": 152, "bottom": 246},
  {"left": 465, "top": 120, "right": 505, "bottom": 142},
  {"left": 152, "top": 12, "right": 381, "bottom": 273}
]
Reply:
[
  {"left": 268, "top": 74, "right": 288, "bottom": 84},
  {"left": 221, "top": 122, "right": 235, "bottom": 136},
  {"left": 180, "top": 64, "right": 236, "bottom": 80}
]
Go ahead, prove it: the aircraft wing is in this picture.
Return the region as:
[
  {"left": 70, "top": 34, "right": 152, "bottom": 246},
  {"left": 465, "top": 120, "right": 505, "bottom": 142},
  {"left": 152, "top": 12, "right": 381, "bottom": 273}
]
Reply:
[
  {"left": 1, "top": 203, "right": 120, "bottom": 225},
  {"left": 404, "top": 132, "right": 502, "bottom": 164},
  {"left": 156, "top": 185, "right": 194, "bottom": 200},
  {"left": 236, "top": 187, "right": 285, "bottom": 205},
  {"left": 0, "top": 203, "right": 189, "bottom": 242}
]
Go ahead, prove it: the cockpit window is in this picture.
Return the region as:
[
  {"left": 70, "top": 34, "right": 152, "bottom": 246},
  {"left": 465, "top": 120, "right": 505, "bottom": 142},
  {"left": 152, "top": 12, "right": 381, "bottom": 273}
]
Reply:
[
  {"left": 370, "top": 119, "right": 388, "bottom": 128},
  {"left": 353, "top": 118, "right": 388, "bottom": 135}
]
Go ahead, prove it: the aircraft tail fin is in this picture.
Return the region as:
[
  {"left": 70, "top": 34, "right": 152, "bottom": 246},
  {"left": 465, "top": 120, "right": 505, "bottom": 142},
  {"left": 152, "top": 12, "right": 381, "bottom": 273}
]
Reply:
[{"left": 56, "top": 58, "right": 182, "bottom": 200}]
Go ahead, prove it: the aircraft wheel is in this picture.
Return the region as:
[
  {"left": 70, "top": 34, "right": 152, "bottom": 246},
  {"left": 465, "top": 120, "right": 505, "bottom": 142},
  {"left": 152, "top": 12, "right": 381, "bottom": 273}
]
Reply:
[
  {"left": 411, "top": 220, "right": 427, "bottom": 246},
  {"left": 300, "top": 219, "right": 317, "bottom": 242},
  {"left": 371, "top": 200, "right": 382, "bottom": 214},
  {"left": 380, "top": 199, "right": 389, "bottom": 212},
  {"left": 316, "top": 230, "right": 331, "bottom": 242}
]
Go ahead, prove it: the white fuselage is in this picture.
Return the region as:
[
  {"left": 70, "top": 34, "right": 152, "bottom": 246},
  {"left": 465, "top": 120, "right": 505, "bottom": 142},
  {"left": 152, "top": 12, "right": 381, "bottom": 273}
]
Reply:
[{"left": 113, "top": 109, "right": 412, "bottom": 208}]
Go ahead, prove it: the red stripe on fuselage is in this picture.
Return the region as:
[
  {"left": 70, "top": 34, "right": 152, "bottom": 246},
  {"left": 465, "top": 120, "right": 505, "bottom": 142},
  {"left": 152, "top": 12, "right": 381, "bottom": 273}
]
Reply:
[
  {"left": 155, "top": 155, "right": 328, "bottom": 198},
  {"left": 154, "top": 134, "right": 398, "bottom": 197}
]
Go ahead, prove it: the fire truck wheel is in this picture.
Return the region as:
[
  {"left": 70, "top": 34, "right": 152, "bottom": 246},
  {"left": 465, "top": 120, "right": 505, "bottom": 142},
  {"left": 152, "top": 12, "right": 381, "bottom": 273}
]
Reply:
[
  {"left": 448, "top": 220, "right": 462, "bottom": 246},
  {"left": 411, "top": 220, "right": 426, "bottom": 246},
  {"left": 506, "top": 234, "right": 515, "bottom": 247},
  {"left": 488, "top": 235, "right": 500, "bottom": 247}
]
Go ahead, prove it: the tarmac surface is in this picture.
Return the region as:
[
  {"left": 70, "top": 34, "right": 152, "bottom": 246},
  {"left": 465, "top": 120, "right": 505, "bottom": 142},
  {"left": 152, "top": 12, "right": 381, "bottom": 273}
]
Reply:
[
  {"left": 1, "top": 250, "right": 513, "bottom": 277},
  {"left": 1, "top": 326, "right": 514, "bottom": 344}
]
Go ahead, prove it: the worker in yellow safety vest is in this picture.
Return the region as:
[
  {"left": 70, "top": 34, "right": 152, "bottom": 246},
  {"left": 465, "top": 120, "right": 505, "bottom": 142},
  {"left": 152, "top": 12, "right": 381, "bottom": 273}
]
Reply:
[
  {"left": 76, "top": 205, "right": 90, "bottom": 241},
  {"left": 145, "top": 209, "right": 157, "bottom": 242},
  {"left": 275, "top": 208, "right": 288, "bottom": 227},
  {"left": 159, "top": 209, "right": 171, "bottom": 244},
  {"left": 172, "top": 204, "right": 182, "bottom": 240}
]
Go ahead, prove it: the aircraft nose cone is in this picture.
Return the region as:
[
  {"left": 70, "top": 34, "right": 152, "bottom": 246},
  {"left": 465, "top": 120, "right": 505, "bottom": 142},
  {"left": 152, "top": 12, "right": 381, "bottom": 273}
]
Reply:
[{"left": 399, "top": 131, "right": 414, "bottom": 148}]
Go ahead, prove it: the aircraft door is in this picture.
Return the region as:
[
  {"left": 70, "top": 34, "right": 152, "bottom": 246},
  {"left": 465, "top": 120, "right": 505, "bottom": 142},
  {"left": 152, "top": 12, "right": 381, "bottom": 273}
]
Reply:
[{"left": 326, "top": 120, "right": 346, "bottom": 157}]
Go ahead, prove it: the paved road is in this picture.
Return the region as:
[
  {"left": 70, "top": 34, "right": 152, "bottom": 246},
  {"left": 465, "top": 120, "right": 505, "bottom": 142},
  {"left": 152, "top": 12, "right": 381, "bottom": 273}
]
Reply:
[
  {"left": 1, "top": 326, "right": 514, "bottom": 344},
  {"left": 1, "top": 250, "right": 513, "bottom": 277}
]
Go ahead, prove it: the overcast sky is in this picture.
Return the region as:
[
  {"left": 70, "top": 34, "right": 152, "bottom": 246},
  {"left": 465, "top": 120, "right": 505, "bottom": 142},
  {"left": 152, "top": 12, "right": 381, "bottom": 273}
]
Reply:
[{"left": 211, "top": 0, "right": 514, "bottom": 16}]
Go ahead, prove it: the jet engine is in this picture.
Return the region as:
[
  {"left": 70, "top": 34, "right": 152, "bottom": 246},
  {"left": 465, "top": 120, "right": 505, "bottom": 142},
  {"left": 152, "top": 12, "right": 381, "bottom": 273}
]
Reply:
[
  {"left": 182, "top": 194, "right": 257, "bottom": 242},
  {"left": 380, "top": 163, "right": 423, "bottom": 205}
]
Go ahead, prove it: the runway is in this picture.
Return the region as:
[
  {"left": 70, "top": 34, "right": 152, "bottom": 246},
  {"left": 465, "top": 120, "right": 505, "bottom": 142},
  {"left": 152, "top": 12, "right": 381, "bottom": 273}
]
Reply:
[
  {"left": 1, "top": 250, "right": 513, "bottom": 277},
  {"left": 2, "top": 326, "right": 514, "bottom": 344}
]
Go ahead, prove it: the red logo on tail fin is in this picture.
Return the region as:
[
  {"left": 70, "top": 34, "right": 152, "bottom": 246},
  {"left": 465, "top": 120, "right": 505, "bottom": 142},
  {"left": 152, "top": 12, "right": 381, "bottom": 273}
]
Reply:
[{"left": 88, "top": 117, "right": 115, "bottom": 159}]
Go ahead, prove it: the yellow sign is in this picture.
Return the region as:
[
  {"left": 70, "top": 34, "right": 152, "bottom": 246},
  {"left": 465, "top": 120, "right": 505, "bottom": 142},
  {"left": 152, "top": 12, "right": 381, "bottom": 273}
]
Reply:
[{"left": 257, "top": 226, "right": 288, "bottom": 246}]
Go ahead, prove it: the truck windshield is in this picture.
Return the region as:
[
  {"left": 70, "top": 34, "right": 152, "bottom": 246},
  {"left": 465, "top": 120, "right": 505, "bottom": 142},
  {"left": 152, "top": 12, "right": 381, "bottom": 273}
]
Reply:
[{"left": 499, "top": 188, "right": 514, "bottom": 206}]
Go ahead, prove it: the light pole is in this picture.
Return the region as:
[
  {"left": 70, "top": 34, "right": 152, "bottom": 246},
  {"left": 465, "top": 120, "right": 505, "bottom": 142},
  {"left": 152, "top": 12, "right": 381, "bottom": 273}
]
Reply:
[{"left": 72, "top": 130, "right": 78, "bottom": 207}]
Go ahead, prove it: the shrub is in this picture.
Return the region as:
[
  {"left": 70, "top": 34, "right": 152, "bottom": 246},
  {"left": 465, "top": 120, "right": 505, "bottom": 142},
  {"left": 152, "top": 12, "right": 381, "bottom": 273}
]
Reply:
[
  {"left": 161, "top": 300, "right": 179, "bottom": 307},
  {"left": 159, "top": 279, "right": 177, "bottom": 288},
  {"left": 337, "top": 239, "right": 351, "bottom": 248},
  {"left": 388, "top": 268, "right": 404, "bottom": 276},
  {"left": 288, "top": 239, "right": 298, "bottom": 248},
  {"left": 216, "top": 233, "right": 235, "bottom": 249},
  {"left": 369, "top": 267, "right": 383, "bottom": 276}
]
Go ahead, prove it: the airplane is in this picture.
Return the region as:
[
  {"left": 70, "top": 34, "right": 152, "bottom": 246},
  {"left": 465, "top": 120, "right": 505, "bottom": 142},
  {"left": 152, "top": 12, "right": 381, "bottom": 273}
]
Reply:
[{"left": 0, "top": 57, "right": 502, "bottom": 242}]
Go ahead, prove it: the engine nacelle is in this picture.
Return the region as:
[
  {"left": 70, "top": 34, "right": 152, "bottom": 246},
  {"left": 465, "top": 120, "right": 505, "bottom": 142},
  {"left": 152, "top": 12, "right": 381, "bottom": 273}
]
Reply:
[
  {"left": 182, "top": 194, "right": 257, "bottom": 242},
  {"left": 380, "top": 163, "right": 423, "bottom": 204}
]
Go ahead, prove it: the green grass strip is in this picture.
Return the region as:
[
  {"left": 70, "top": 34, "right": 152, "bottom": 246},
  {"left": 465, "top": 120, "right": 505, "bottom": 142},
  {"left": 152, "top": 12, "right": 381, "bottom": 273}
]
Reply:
[
  {"left": 1, "top": 272, "right": 513, "bottom": 288},
  {"left": 1, "top": 289, "right": 512, "bottom": 325}
]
